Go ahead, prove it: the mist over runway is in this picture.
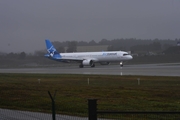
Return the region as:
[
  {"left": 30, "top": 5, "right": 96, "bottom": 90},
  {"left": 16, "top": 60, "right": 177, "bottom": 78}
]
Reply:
[{"left": 0, "top": 63, "right": 180, "bottom": 76}]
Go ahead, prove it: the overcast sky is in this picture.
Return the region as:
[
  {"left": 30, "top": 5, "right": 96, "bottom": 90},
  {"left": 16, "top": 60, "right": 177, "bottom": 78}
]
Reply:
[{"left": 0, "top": 0, "right": 180, "bottom": 53}]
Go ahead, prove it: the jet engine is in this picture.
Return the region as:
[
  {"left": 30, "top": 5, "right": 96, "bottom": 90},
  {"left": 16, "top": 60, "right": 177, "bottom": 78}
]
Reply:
[{"left": 82, "top": 59, "right": 94, "bottom": 66}]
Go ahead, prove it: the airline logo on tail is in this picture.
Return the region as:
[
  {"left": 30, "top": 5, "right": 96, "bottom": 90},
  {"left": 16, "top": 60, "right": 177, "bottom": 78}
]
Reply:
[
  {"left": 45, "top": 39, "right": 61, "bottom": 58},
  {"left": 47, "top": 46, "right": 56, "bottom": 57}
]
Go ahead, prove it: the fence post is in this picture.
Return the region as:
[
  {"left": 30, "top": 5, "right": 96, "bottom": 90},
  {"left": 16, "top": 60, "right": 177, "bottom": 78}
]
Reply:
[
  {"left": 88, "top": 99, "right": 97, "bottom": 120},
  {"left": 48, "top": 91, "right": 57, "bottom": 120}
]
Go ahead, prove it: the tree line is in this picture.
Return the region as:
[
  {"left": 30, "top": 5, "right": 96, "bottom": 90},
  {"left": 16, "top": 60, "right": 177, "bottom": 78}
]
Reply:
[
  {"left": 0, "top": 38, "right": 180, "bottom": 67},
  {"left": 52, "top": 38, "right": 179, "bottom": 53},
  {"left": 1, "top": 38, "right": 180, "bottom": 56}
]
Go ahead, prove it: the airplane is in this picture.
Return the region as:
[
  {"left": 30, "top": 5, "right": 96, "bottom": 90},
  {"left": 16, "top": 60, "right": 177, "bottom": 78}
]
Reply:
[{"left": 44, "top": 39, "right": 133, "bottom": 68}]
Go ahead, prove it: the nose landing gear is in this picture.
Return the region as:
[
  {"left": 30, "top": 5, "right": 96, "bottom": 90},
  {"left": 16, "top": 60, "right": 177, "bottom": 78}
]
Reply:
[{"left": 120, "top": 62, "right": 123, "bottom": 67}]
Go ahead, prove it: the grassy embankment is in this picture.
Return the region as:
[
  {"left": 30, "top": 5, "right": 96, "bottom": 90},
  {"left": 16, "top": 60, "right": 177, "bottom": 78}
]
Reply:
[{"left": 0, "top": 73, "right": 180, "bottom": 117}]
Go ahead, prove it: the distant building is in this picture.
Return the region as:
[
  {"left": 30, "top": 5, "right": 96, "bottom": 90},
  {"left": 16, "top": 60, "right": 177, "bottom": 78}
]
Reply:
[
  {"left": 77, "top": 45, "right": 109, "bottom": 52},
  {"left": 177, "top": 41, "right": 180, "bottom": 46},
  {"left": 64, "top": 45, "right": 109, "bottom": 52}
]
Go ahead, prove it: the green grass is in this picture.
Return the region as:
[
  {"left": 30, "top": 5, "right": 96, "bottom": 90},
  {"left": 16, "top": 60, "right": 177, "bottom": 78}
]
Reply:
[{"left": 0, "top": 73, "right": 180, "bottom": 117}]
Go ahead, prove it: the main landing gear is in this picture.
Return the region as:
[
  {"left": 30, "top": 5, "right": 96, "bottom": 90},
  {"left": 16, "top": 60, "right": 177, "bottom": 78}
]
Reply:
[
  {"left": 79, "top": 64, "right": 84, "bottom": 68},
  {"left": 79, "top": 63, "right": 95, "bottom": 68},
  {"left": 91, "top": 64, "right": 95, "bottom": 67}
]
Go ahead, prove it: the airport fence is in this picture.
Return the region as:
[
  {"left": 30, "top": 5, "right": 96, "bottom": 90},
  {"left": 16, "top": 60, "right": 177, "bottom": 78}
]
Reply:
[
  {"left": 88, "top": 99, "right": 180, "bottom": 120},
  {"left": 1, "top": 98, "right": 180, "bottom": 120}
]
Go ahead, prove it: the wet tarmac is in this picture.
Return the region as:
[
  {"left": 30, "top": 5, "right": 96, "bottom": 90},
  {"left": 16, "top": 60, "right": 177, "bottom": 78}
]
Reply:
[{"left": 0, "top": 63, "right": 180, "bottom": 76}]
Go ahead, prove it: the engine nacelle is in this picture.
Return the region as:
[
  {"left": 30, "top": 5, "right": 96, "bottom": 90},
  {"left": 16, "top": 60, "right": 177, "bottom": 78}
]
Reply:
[
  {"left": 82, "top": 59, "right": 94, "bottom": 66},
  {"left": 100, "top": 62, "right": 110, "bottom": 65}
]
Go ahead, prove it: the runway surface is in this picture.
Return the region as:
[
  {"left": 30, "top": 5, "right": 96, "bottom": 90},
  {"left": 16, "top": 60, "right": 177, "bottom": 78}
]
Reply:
[
  {"left": 0, "top": 108, "right": 88, "bottom": 120},
  {"left": 0, "top": 63, "right": 180, "bottom": 76}
]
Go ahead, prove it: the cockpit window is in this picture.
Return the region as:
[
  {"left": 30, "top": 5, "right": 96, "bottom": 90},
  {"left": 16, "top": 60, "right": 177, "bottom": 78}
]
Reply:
[{"left": 123, "top": 53, "right": 129, "bottom": 56}]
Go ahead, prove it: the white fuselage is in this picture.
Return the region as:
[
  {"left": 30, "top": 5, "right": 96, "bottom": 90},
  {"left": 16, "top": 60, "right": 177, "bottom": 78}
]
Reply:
[
  {"left": 60, "top": 51, "right": 132, "bottom": 62},
  {"left": 45, "top": 39, "right": 133, "bottom": 68}
]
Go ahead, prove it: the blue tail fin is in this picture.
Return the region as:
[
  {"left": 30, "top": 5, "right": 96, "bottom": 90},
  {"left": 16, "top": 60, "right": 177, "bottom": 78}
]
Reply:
[{"left": 45, "top": 39, "right": 59, "bottom": 57}]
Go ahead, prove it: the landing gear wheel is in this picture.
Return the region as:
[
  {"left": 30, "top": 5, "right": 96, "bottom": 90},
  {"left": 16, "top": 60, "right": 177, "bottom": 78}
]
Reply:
[
  {"left": 79, "top": 64, "right": 84, "bottom": 68},
  {"left": 91, "top": 64, "right": 95, "bottom": 67}
]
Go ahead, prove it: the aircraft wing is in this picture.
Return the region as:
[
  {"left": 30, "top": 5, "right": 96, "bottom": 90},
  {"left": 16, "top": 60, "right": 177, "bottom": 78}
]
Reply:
[
  {"left": 55, "top": 57, "right": 98, "bottom": 63},
  {"left": 56, "top": 57, "right": 84, "bottom": 61}
]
